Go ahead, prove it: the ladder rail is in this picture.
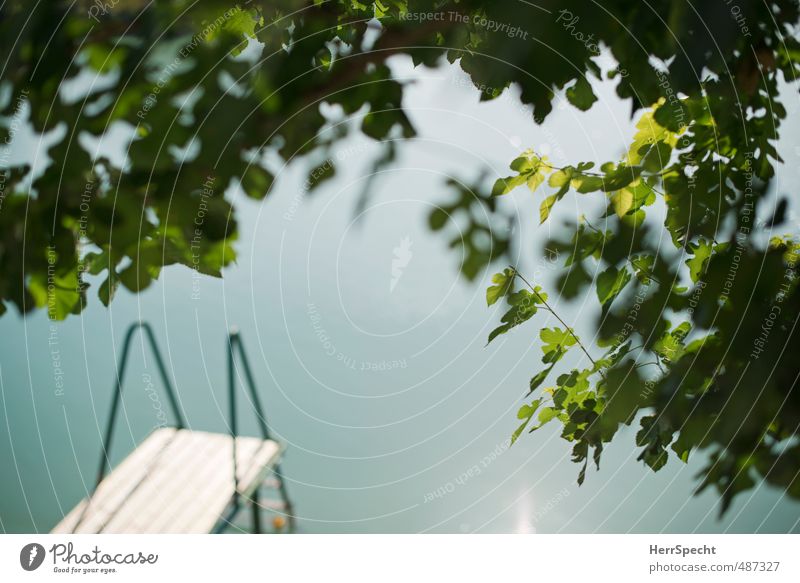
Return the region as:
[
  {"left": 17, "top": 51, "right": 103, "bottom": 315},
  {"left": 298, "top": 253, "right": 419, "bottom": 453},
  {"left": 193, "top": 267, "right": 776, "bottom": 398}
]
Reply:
[
  {"left": 96, "top": 321, "right": 187, "bottom": 489},
  {"left": 227, "top": 328, "right": 295, "bottom": 532}
]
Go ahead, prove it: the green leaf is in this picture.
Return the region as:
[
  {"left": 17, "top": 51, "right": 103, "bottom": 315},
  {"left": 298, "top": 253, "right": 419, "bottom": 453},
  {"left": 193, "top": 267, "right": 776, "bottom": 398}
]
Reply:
[
  {"left": 600, "top": 360, "right": 646, "bottom": 426},
  {"left": 118, "top": 261, "right": 156, "bottom": 293},
  {"left": 540, "top": 327, "right": 577, "bottom": 363},
  {"left": 642, "top": 141, "right": 673, "bottom": 172},
  {"left": 686, "top": 238, "right": 713, "bottom": 283},
  {"left": 566, "top": 76, "right": 598, "bottom": 111},
  {"left": 510, "top": 156, "right": 533, "bottom": 172},
  {"left": 591, "top": 444, "right": 603, "bottom": 471},
  {"left": 511, "top": 421, "right": 528, "bottom": 445},
  {"left": 609, "top": 181, "right": 654, "bottom": 218},
  {"left": 630, "top": 181, "right": 657, "bottom": 209},
  {"left": 577, "top": 460, "right": 588, "bottom": 485},
  {"left": 627, "top": 107, "right": 678, "bottom": 165},
  {"left": 83, "top": 248, "right": 116, "bottom": 276},
  {"left": 486, "top": 268, "right": 515, "bottom": 306},
  {"left": 362, "top": 109, "right": 415, "bottom": 139},
  {"left": 611, "top": 188, "right": 634, "bottom": 217},
  {"left": 539, "top": 194, "right": 557, "bottom": 223},
  {"left": 527, "top": 157, "right": 552, "bottom": 192},
  {"left": 572, "top": 174, "right": 604, "bottom": 193},
  {"left": 601, "top": 164, "right": 642, "bottom": 191},
  {"left": 630, "top": 254, "right": 655, "bottom": 284},
  {"left": 307, "top": 160, "right": 336, "bottom": 191},
  {"left": 548, "top": 168, "right": 573, "bottom": 188},
  {"left": 654, "top": 98, "right": 689, "bottom": 132},
  {"left": 487, "top": 289, "right": 544, "bottom": 344},
  {"left": 241, "top": 166, "right": 274, "bottom": 200},
  {"left": 528, "top": 364, "right": 554, "bottom": 394},
  {"left": 492, "top": 174, "right": 527, "bottom": 196},
  {"left": 219, "top": 6, "right": 259, "bottom": 40},
  {"left": 517, "top": 400, "right": 541, "bottom": 420},
  {"left": 527, "top": 169, "right": 547, "bottom": 192},
  {"left": 537, "top": 406, "right": 558, "bottom": 425},
  {"left": 29, "top": 269, "right": 84, "bottom": 319},
  {"left": 428, "top": 208, "right": 449, "bottom": 231},
  {"left": 596, "top": 266, "right": 631, "bottom": 307},
  {"left": 98, "top": 272, "right": 120, "bottom": 306},
  {"left": 654, "top": 321, "right": 691, "bottom": 364},
  {"left": 84, "top": 44, "right": 127, "bottom": 73},
  {"left": 512, "top": 399, "right": 541, "bottom": 444}
]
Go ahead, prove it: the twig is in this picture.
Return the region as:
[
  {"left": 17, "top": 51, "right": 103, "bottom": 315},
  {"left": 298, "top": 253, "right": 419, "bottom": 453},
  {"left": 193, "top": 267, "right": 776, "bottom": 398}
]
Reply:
[
  {"left": 583, "top": 218, "right": 662, "bottom": 285},
  {"left": 530, "top": 155, "right": 672, "bottom": 200},
  {"left": 511, "top": 266, "right": 606, "bottom": 380},
  {"left": 635, "top": 361, "right": 661, "bottom": 369}
]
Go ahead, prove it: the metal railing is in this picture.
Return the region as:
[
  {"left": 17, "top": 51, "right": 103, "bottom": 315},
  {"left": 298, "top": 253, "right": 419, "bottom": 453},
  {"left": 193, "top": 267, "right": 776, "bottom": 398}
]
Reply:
[
  {"left": 77, "top": 321, "right": 293, "bottom": 533},
  {"left": 96, "top": 321, "right": 186, "bottom": 488},
  {"left": 226, "top": 327, "right": 295, "bottom": 533}
]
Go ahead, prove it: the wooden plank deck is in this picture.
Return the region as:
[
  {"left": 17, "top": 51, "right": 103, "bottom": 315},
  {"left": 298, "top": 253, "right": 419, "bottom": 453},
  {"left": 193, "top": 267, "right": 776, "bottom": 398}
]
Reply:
[{"left": 52, "top": 428, "right": 282, "bottom": 534}]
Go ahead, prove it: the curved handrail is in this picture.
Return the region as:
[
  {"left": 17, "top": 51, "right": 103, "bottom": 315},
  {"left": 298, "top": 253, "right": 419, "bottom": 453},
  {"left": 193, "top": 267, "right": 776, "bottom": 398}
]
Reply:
[
  {"left": 227, "top": 328, "right": 294, "bottom": 531},
  {"left": 95, "top": 321, "right": 186, "bottom": 488}
]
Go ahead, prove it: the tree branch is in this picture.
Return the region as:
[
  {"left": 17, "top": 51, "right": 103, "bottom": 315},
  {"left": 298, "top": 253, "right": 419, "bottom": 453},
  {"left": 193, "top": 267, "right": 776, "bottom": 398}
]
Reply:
[{"left": 510, "top": 266, "right": 606, "bottom": 380}]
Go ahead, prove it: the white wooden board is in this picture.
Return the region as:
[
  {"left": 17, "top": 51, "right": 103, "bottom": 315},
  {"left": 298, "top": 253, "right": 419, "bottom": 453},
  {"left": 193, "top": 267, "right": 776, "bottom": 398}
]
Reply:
[{"left": 52, "top": 428, "right": 282, "bottom": 534}]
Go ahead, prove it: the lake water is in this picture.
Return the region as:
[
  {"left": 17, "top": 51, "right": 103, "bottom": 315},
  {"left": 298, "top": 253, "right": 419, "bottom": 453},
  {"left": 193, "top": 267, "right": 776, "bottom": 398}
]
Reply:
[{"left": 1, "top": 58, "right": 799, "bottom": 533}]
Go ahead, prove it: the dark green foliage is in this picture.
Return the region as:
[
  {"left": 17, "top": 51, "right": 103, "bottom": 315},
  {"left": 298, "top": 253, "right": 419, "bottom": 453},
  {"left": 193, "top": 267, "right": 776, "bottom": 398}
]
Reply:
[
  {"left": 485, "top": 1, "right": 800, "bottom": 511},
  {"left": 2, "top": 0, "right": 800, "bottom": 512}
]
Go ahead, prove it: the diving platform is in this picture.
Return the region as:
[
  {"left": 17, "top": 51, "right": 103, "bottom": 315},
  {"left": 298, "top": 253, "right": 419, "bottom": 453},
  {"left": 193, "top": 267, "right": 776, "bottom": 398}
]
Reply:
[{"left": 52, "top": 322, "right": 294, "bottom": 534}]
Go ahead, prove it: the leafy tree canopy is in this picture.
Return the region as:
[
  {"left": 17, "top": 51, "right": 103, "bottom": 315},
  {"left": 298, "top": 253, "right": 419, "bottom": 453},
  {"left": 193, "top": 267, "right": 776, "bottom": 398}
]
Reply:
[{"left": 2, "top": 0, "right": 800, "bottom": 512}]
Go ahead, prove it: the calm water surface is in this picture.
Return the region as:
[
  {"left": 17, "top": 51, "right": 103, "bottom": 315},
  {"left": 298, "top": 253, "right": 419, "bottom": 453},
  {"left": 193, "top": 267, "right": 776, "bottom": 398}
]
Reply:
[{"left": 1, "top": 60, "right": 799, "bottom": 533}]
